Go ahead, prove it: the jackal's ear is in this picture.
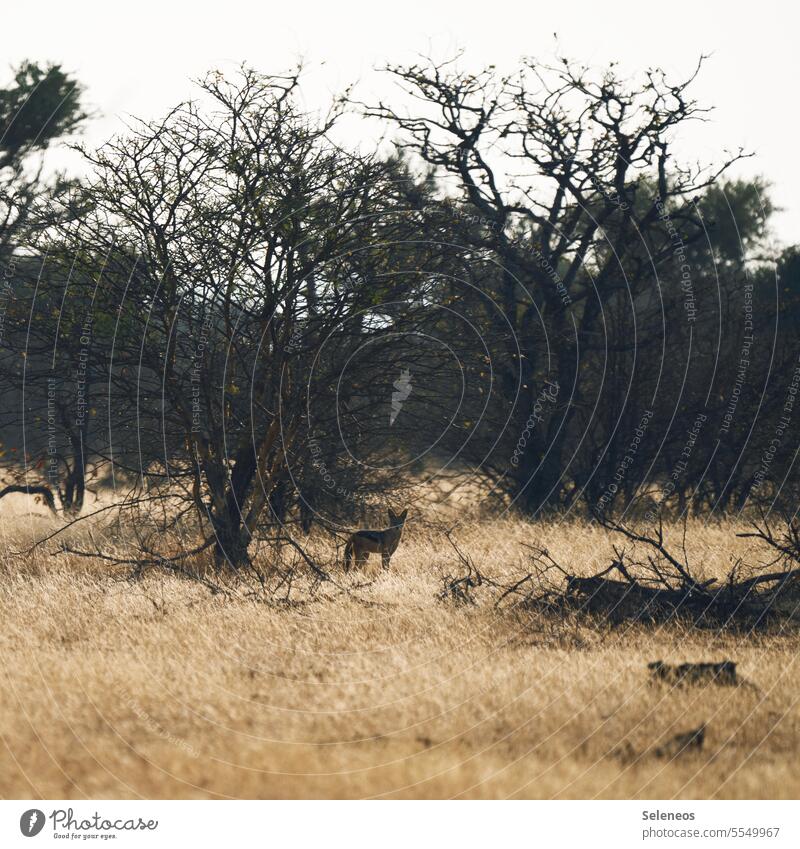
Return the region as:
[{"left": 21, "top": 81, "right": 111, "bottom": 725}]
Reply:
[
  {"left": 399, "top": 508, "right": 408, "bottom": 523},
  {"left": 388, "top": 507, "right": 397, "bottom": 523}
]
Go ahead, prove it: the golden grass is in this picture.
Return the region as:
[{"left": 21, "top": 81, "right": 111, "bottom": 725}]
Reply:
[{"left": 1, "top": 511, "right": 799, "bottom": 799}]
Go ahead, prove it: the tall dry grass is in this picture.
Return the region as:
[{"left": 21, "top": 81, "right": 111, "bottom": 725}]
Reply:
[{"left": 1, "top": 507, "right": 799, "bottom": 799}]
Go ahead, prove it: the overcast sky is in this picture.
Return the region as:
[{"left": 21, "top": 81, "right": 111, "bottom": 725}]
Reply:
[{"left": 4, "top": 0, "right": 798, "bottom": 245}]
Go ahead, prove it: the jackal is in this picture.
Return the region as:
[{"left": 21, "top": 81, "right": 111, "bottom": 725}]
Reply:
[{"left": 344, "top": 508, "right": 408, "bottom": 571}]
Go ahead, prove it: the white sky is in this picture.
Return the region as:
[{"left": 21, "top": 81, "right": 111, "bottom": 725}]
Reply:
[{"left": 3, "top": 0, "right": 798, "bottom": 246}]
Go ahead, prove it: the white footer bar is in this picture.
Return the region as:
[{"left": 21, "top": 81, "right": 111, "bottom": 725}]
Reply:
[{"left": 2, "top": 800, "right": 797, "bottom": 848}]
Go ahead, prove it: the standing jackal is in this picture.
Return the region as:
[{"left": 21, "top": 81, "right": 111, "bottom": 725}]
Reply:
[{"left": 344, "top": 508, "right": 408, "bottom": 571}]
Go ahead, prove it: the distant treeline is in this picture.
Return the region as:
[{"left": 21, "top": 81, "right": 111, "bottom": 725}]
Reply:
[{"left": 1, "top": 57, "right": 799, "bottom": 565}]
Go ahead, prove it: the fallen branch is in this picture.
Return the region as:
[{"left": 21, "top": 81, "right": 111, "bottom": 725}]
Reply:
[{"left": 0, "top": 484, "right": 58, "bottom": 514}]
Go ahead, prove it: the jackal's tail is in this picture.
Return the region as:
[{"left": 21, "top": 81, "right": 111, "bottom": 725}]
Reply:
[{"left": 344, "top": 538, "right": 354, "bottom": 571}]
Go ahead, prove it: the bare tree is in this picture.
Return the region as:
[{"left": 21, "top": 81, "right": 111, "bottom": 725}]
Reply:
[
  {"left": 41, "top": 68, "right": 447, "bottom": 567},
  {"left": 365, "top": 54, "right": 747, "bottom": 513}
]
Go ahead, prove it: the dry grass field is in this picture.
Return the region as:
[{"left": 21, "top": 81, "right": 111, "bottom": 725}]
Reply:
[{"left": 1, "top": 509, "right": 799, "bottom": 800}]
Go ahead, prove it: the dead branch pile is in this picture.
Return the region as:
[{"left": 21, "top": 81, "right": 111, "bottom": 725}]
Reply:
[
  {"left": 532, "top": 515, "right": 800, "bottom": 628},
  {"left": 652, "top": 724, "right": 706, "bottom": 759},
  {"left": 440, "top": 514, "right": 800, "bottom": 630},
  {"left": 437, "top": 530, "right": 506, "bottom": 605},
  {"left": 647, "top": 660, "right": 738, "bottom": 687}
]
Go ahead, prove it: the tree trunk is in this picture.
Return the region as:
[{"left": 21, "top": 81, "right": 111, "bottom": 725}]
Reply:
[{"left": 212, "top": 515, "right": 252, "bottom": 569}]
